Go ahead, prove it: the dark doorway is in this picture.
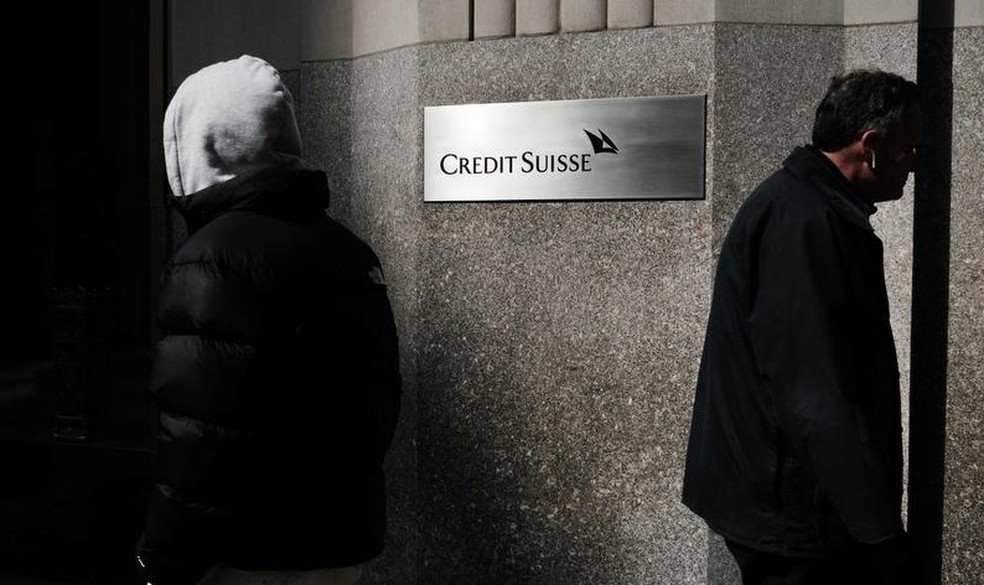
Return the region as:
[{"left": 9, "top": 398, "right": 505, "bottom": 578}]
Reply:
[{"left": 2, "top": 2, "right": 166, "bottom": 583}]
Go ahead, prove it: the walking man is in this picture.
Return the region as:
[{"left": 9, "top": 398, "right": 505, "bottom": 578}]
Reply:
[{"left": 683, "top": 70, "right": 922, "bottom": 585}]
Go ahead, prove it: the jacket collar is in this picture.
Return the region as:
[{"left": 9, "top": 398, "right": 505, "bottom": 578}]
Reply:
[
  {"left": 783, "top": 146, "right": 877, "bottom": 231},
  {"left": 170, "top": 167, "right": 331, "bottom": 234}
]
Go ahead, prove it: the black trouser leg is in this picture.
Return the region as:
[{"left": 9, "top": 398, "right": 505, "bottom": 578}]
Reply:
[
  {"left": 724, "top": 534, "right": 923, "bottom": 585},
  {"left": 724, "top": 539, "right": 836, "bottom": 585}
]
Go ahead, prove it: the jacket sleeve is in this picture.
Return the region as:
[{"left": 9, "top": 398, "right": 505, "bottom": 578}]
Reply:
[
  {"left": 747, "top": 208, "right": 903, "bottom": 544},
  {"left": 138, "top": 258, "right": 264, "bottom": 585},
  {"left": 372, "top": 281, "right": 402, "bottom": 457},
  {"left": 347, "top": 261, "right": 402, "bottom": 460}
]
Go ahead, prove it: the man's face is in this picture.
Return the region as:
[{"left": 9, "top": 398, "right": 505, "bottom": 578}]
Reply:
[{"left": 869, "top": 107, "right": 922, "bottom": 203}]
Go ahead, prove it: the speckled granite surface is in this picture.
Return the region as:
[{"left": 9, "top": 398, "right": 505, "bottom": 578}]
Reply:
[
  {"left": 416, "top": 28, "right": 713, "bottom": 585},
  {"left": 294, "top": 20, "right": 982, "bottom": 585},
  {"left": 941, "top": 25, "right": 984, "bottom": 585},
  {"left": 711, "top": 23, "right": 843, "bottom": 250},
  {"left": 301, "top": 26, "right": 715, "bottom": 585}
]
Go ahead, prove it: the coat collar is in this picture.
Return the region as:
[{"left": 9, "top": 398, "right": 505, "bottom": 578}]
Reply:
[
  {"left": 783, "top": 146, "right": 877, "bottom": 231},
  {"left": 170, "top": 167, "right": 331, "bottom": 234}
]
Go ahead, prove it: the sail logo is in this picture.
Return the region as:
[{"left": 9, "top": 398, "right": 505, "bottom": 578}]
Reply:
[{"left": 583, "top": 129, "right": 619, "bottom": 154}]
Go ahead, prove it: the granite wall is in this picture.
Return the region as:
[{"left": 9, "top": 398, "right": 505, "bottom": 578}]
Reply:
[
  {"left": 940, "top": 25, "right": 983, "bottom": 585},
  {"left": 300, "top": 26, "right": 716, "bottom": 585},
  {"left": 289, "top": 13, "right": 981, "bottom": 585},
  {"left": 416, "top": 29, "right": 713, "bottom": 585}
]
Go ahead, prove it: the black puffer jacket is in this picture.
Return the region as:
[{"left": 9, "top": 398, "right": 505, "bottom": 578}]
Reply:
[
  {"left": 137, "top": 167, "right": 401, "bottom": 584},
  {"left": 682, "top": 146, "right": 903, "bottom": 557}
]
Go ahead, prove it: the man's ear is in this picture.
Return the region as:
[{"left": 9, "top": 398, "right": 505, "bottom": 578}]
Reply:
[{"left": 859, "top": 128, "right": 884, "bottom": 165}]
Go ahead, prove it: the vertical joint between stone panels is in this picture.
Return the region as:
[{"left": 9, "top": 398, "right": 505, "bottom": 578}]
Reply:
[
  {"left": 560, "top": 0, "right": 609, "bottom": 33},
  {"left": 469, "top": 0, "right": 475, "bottom": 40},
  {"left": 919, "top": 0, "right": 984, "bottom": 28},
  {"left": 655, "top": 0, "right": 716, "bottom": 26},
  {"left": 475, "top": 0, "right": 518, "bottom": 39},
  {"left": 299, "top": 0, "right": 355, "bottom": 61},
  {"left": 517, "top": 0, "right": 561, "bottom": 36},
  {"left": 419, "top": 0, "right": 471, "bottom": 45},
  {"left": 607, "top": 0, "right": 655, "bottom": 29}
]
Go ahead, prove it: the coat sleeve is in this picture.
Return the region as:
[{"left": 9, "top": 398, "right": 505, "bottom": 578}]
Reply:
[
  {"left": 345, "top": 261, "right": 402, "bottom": 460},
  {"left": 138, "top": 258, "right": 264, "bottom": 585},
  {"left": 747, "top": 208, "right": 903, "bottom": 544}
]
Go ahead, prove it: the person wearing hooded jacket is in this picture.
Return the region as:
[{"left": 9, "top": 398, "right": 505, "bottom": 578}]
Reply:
[
  {"left": 136, "top": 55, "right": 402, "bottom": 585},
  {"left": 682, "top": 70, "right": 923, "bottom": 584}
]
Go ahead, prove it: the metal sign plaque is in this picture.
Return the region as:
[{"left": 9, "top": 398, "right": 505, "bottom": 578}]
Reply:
[{"left": 424, "top": 95, "right": 706, "bottom": 202}]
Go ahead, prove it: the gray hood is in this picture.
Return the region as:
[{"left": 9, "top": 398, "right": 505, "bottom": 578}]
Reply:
[{"left": 163, "top": 55, "right": 302, "bottom": 197}]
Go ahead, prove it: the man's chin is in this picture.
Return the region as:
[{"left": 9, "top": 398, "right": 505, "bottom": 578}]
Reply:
[{"left": 873, "top": 183, "right": 907, "bottom": 203}]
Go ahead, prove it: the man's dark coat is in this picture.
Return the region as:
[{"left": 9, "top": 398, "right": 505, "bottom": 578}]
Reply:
[{"left": 682, "top": 146, "right": 904, "bottom": 557}]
